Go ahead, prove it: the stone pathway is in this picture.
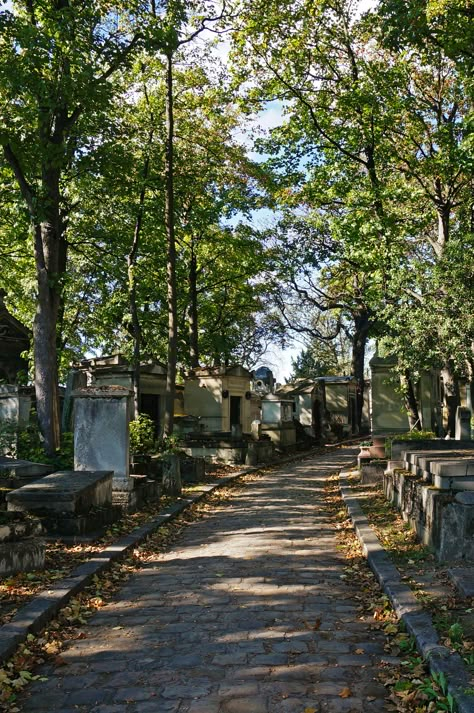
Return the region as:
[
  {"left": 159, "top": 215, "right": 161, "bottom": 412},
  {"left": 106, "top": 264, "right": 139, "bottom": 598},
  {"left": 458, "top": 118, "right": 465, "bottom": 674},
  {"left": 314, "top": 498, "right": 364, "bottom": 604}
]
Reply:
[{"left": 20, "top": 448, "right": 392, "bottom": 713}]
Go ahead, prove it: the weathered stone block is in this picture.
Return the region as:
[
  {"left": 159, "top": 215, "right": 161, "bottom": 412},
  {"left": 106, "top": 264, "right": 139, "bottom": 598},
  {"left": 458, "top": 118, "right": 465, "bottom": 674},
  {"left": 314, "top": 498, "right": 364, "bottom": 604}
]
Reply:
[
  {"left": 0, "top": 540, "right": 45, "bottom": 576},
  {"left": 360, "top": 461, "right": 386, "bottom": 484}
]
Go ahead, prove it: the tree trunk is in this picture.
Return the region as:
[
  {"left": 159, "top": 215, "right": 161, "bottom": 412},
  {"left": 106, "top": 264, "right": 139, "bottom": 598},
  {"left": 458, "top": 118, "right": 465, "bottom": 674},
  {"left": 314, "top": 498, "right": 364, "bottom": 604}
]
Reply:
[
  {"left": 441, "top": 361, "right": 460, "bottom": 437},
  {"left": 187, "top": 246, "right": 200, "bottom": 369},
  {"left": 128, "top": 266, "right": 141, "bottom": 419},
  {"left": 351, "top": 309, "right": 370, "bottom": 431},
  {"left": 163, "top": 50, "right": 177, "bottom": 437},
  {"left": 128, "top": 142, "right": 152, "bottom": 419},
  {"left": 33, "top": 220, "right": 64, "bottom": 455},
  {"left": 402, "top": 370, "right": 421, "bottom": 430}
]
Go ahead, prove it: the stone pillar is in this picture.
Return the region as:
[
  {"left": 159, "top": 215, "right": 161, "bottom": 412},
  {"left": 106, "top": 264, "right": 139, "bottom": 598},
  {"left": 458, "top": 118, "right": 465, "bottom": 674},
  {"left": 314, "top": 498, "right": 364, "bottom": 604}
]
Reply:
[
  {"left": 455, "top": 406, "right": 472, "bottom": 441},
  {"left": 245, "top": 441, "right": 258, "bottom": 466},
  {"left": 251, "top": 420, "right": 261, "bottom": 441},
  {"left": 73, "top": 386, "right": 132, "bottom": 490}
]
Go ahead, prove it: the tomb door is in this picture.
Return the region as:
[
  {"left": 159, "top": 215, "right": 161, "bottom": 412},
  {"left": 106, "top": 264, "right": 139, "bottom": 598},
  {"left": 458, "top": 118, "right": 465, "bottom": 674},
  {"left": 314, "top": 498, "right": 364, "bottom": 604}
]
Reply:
[
  {"left": 230, "top": 395, "right": 241, "bottom": 427},
  {"left": 140, "top": 393, "right": 161, "bottom": 435}
]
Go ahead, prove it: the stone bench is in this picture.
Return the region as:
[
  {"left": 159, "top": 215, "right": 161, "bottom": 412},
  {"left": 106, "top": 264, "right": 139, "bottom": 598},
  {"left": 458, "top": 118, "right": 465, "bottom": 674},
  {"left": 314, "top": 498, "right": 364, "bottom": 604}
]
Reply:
[{"left": 6, "top": 470, "right": 118, "bottom": 537}]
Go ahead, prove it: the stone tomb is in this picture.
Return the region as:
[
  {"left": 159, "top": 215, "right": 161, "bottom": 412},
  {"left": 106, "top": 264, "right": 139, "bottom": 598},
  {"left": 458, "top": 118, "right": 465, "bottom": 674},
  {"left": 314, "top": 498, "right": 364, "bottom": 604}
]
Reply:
[
  {"left": 0, "top": 512, "right": 45, "bottom": 576},
  {"left": 384, "top": 446, "right": 474, "bottom": 561},
  {"left": 0, "top": 456, "right": 53, "bottom": 485},
  {"left": 6, "top": 470, "right": 118, "bottom": 537},
  {"left": 402, "top": 449, "right": 474, "bottom": 490}
]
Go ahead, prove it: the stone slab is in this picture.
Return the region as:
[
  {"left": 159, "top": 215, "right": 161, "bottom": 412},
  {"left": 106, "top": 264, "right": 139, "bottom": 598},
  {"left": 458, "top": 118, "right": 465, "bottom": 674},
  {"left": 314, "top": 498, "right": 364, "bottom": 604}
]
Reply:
[
  {"left": 447, "top": 568, "right": 474, "bottom": 598},
  {"left": 0, "top": 457, "right": 53, "bottom": 479},
  {"left": 433, "top": 475, "right": 474, "bottom": 491},
  {"left": 6, "top": 470, "right": 113, "bottom": 514},
  {"left": 431, "top": 459, "right": 474, "bottom": 477}
]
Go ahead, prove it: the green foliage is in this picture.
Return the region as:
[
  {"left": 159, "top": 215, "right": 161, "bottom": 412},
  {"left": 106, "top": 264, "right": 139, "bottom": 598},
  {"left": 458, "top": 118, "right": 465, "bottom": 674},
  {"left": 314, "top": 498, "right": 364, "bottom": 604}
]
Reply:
[
  {"left": 154, "top": 434, "right": 184, "bottom": 455},
  {"left": 129, "top": 414, "right": 156, "bottom": 455},
  {"left": 0, "top": 417, "right": 73, "bottom": 468}
]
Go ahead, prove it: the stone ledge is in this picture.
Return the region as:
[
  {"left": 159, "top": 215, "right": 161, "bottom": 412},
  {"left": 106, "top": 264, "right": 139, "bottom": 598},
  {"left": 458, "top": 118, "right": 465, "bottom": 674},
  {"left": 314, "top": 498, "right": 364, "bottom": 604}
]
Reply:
[{"left": 340, "top": 469, "right": 474, "bottom": 713}]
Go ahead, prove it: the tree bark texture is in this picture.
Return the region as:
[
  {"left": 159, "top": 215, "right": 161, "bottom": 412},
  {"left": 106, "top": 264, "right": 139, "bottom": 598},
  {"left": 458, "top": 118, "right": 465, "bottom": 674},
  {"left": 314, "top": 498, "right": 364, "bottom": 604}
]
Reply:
[
  {"left": 187, "top": 246, "right": 200, "bottom": 369},
  {"left": 351, "top": 309, "right": 370, "bottom": 431},
  {"left": 402, "top": 370, "right": 421, "bottom": 431}
]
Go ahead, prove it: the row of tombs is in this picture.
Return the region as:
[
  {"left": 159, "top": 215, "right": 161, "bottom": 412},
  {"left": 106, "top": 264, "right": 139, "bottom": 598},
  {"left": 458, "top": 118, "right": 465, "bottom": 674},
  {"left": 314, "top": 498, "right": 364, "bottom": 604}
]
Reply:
[
  {"left": 1, "top": 296, "right": 473, "bottom": 578},
  {"left": 1, "top": 292, "right": 472, "bottom": 448}
]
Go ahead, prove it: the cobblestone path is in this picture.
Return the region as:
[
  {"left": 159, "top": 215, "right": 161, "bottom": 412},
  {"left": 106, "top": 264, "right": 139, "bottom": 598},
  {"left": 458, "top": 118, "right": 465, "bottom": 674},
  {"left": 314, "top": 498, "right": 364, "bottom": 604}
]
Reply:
[{"left": 21, "top": 448, "right": 392, "bottom": 713}]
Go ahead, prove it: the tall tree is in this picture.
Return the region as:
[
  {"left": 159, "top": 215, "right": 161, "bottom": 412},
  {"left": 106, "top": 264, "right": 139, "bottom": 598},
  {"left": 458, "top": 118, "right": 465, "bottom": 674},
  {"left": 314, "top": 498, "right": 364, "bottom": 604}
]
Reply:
[{"left": 0, "top": 1, "right": 152, "bottom": 453}]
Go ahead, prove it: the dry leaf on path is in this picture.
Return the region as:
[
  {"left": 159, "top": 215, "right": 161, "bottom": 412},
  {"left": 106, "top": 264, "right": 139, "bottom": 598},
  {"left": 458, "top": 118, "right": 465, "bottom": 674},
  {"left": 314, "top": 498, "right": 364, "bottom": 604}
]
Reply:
[{"left": 339, "top": 687, "right": 352, "bottom": 698}]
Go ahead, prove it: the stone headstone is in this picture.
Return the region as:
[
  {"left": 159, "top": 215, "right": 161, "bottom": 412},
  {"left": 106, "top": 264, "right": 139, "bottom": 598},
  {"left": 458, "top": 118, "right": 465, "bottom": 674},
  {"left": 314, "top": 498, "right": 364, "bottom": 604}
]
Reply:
[
  {"left": 455, "top": 407, "right": 471, "bottom": 441},
  {"left": 251, "top": 420, "right": 261, "bottom": 441},
  {"left": 73, "top": 385, "right": 132, "bottom": 490}
]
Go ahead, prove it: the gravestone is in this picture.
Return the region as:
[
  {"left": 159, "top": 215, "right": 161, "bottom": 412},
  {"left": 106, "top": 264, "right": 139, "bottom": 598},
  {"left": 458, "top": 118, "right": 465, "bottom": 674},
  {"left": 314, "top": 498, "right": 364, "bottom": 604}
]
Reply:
[
  {"left": 73, "top": 385, "right": 132, "bottom": 490},
  {"left": 455, "top": 407, "right": 471, "bottom": 441}
]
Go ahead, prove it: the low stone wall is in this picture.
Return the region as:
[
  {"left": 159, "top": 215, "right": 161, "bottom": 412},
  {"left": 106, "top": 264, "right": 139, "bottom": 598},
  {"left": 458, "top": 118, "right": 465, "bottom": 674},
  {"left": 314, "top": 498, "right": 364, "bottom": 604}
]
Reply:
[{"left": 383, "top": 469, "right": 474, "bottom": 561}]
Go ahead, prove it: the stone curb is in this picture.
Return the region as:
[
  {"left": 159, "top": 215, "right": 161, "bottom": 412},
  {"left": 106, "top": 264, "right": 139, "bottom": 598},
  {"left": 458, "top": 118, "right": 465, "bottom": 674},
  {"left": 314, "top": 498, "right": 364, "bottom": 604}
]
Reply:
[
  {"left": 339, "top": 468, "right": 474, "bottom": 713},
  {"left": 0, "top": 443, "right": 357, "bottom": 668},
  {"left": 0, "top": 471, "right": 253, "bottom": 666}
]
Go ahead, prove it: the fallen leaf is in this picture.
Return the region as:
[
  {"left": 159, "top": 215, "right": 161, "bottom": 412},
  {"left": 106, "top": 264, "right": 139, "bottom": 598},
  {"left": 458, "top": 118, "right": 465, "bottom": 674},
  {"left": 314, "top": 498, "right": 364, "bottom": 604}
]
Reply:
[
  {"left": 339, "top": 687, "right": 352, "bottom": 698},
  {"left": 303, "top": 708, "right": 318, "bottom": 713},
  {"left": 355, "top": 648, "right": 365, "bottom": 654}
]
